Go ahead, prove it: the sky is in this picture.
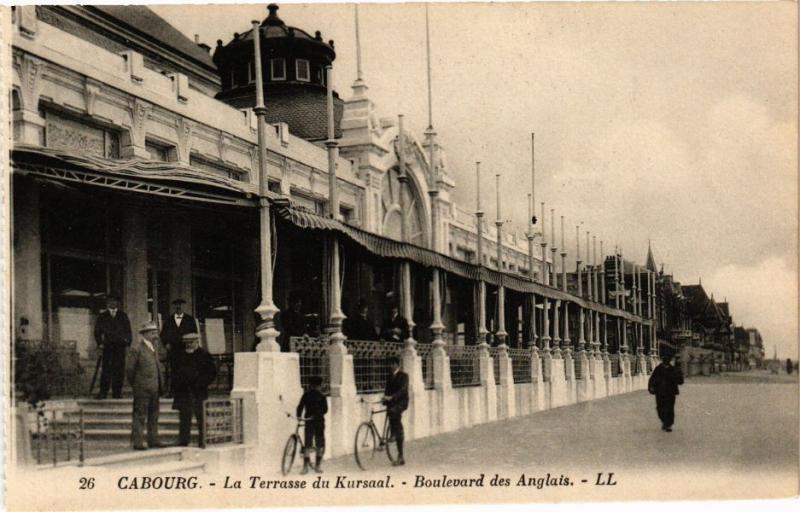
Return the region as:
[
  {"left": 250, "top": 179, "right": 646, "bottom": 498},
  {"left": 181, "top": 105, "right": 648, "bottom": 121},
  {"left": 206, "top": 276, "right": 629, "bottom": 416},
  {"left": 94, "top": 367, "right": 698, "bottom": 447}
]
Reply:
[{"left": 152, "top": 1, "right": 798, "bottom": 359}]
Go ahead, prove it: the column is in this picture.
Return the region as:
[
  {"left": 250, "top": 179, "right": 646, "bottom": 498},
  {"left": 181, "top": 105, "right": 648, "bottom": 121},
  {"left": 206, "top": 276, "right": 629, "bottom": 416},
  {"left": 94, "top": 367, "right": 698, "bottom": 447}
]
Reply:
[
  {"left": 12, "top": 179, "right": 43, "bottom": 340},
  {"left": 123, "top": 209, "right": 148, "bottom": 336}
]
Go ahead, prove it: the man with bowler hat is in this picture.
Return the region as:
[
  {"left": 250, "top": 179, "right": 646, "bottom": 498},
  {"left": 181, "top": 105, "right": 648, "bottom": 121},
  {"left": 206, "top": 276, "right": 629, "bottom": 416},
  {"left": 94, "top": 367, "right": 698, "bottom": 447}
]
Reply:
[
  {"left": 126, "top": 321, "right": 164, "bottom": 450},
  {"left": 93, "top": 295, "right": 132, "bottom": 399},
  {"left": 160, "top": 298, "right": 198, "bottom": 395},
  {"left": 173, "top": 332, "right": 216, "bottom": 448}
]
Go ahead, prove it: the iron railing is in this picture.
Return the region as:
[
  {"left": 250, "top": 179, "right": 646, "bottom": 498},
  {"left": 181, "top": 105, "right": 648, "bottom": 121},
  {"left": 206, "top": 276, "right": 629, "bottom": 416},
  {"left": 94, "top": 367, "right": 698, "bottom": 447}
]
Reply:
[
  {"left": 209, "top": 354, "right": 234, "bottom": 393},
  {"left": 446, "top": 345, "right": 480, "bottom": 388},
  {"left": 290, "top": 336, "right": 330, "bottom": 394},
  {"left": 15, "top": 339, "right": 84, "bottom": 400},
  {"left": 344, "top": 340, "right": 404, "bottom": 394},
  {"left": 574, "top": 354, "right": 584, "bottom": 380},
  {"left": 488, "top": 347, "right": 501, "bottom": 385},
  {"left": 610, "top": 353, "right": 621, "bottom": 376},
  {"left": 415, "top": 343, "right": 435, "bottom": 389},
  {"left": 202, "top": 398, "right": 244, "bottom": 446},
  {"left": 508, "top": 348, "right": 532, "bottom": 384},
  {"left": 32, "top": 405, "right": 85, "bottom": 466}
]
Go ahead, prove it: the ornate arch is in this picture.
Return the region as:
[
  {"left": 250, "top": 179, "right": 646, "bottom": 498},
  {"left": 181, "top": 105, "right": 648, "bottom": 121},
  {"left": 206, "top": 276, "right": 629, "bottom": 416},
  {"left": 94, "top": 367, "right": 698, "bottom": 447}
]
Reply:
[{"left": 381, "top": 166, "right": 427, "bottom": 247}]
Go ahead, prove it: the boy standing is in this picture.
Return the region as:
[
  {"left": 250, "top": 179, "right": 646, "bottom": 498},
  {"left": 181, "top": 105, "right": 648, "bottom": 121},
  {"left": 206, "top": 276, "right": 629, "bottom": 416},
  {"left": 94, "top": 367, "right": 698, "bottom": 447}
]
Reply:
[{"left": 296, "top": 376, "right": 328, "bottom": 474}]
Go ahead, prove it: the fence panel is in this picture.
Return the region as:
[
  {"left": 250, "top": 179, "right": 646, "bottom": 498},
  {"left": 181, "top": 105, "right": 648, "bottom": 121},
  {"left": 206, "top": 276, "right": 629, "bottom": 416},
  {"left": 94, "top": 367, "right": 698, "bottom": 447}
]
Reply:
[
  {"left": 446, "top": 345, "right": 480, "bottom": 387},
  {"left": 209, "top": 354, "right": 234, "bottom": 393},
  {"left": 290, "top": 336, "right": 330, "bottom": 394},
  {"left": 203, "top": 398, "right": 244, "bottom": 446},
  {"left": 343, "top": 340, "right": 404, "bottom": 394},
  {"left": 508, "top": 348, "right": 532, "bottom": 384},
  {"left": 15, "top": 339, "right": 84, "bottom": 399},
  {"left": 31, "top": 405, "right": 85, "bottom": 466},
  {"left": 415, "top": 343, "right": 435, "bottom": 389},
  {"left": 488, "top": 347, "right": 501, "bottom": 385},
  {"left": 610, "top": 353, "right": 621, "bottom": 376}
]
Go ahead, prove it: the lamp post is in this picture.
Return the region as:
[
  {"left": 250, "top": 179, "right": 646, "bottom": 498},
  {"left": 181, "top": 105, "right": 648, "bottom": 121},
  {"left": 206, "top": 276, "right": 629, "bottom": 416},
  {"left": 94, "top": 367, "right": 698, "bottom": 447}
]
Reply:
[{"left": 251, "top": 20, "right": 280, "bottom": 351}]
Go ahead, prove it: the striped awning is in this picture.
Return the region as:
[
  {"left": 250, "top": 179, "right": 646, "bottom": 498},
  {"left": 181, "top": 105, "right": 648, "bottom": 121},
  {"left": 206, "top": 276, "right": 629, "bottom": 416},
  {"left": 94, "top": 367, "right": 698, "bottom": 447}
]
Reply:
[{"left": 273, "top": 202, "right": 649, "bottom": 324}]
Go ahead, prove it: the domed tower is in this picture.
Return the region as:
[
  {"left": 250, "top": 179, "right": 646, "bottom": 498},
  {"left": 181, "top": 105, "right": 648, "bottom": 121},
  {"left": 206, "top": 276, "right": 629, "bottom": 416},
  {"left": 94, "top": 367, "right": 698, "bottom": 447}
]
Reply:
[{"left": 213, "top": 4, "right": 343, "bottom": 141}]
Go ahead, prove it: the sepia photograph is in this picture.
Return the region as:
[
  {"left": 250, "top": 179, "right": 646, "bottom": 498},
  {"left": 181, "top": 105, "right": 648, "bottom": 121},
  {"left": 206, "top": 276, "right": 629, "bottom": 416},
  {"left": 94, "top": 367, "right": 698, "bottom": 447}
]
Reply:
[{"left": 2, "top": 1, "right": 797, "bottom": 510}]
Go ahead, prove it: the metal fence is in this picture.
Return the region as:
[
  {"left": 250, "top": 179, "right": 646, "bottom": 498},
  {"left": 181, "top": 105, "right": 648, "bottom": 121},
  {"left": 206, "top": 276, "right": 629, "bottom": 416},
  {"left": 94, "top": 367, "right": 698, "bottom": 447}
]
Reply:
[
  {"left": 446, "top": 345, "right": 480, "bottom": 387},
  {"left": 488, "top": 347, "right": 501, "bottom": 385},
  {"left": 32, "top": 405, "right": 85, "bottom": 466},
  {"left": 415, "top": 343, "right": 435, "bottom": 389},
  {"left": 508, "top": 348, "right": 532, "bottom": 384},
  {"left": 15, "top": 339, "right": 84, "bottom": 399},
  {"left": 574, "top": 355, "right": 584, "bottom": 380},
  {"left": 203, "top": 398, "right": 244, "bottom": 446},
  {"left": 646, "top": 357, "right": 653, "bottom": 374},
  {"left": 630, "top": 356, "right": 640, "bottom": 376},
  {"left": 209, "top": 354, "right": 235, "bottom": 393},
  {"left": 290, "top": 336, "right": 330, "bottom": 394},
  {"left": 344, "top": 340, "right": 404, "bottom": 394},
  {"left": 610, "top": 353, "right": 621, "bottom": 376}
]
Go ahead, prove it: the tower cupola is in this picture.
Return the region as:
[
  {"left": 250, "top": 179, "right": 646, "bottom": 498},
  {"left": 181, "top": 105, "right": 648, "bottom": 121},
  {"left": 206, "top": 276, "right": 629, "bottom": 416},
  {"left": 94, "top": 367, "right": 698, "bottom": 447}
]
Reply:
[{"left": 213, "top": 4, "right": 342, "bottom": 141}]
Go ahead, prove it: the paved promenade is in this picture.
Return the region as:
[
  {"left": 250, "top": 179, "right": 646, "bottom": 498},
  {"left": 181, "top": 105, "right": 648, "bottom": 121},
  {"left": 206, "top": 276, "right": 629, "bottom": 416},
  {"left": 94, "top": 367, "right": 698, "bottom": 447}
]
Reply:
[{"left": 326, "top": 370, "right": 798, "bottom": 502}]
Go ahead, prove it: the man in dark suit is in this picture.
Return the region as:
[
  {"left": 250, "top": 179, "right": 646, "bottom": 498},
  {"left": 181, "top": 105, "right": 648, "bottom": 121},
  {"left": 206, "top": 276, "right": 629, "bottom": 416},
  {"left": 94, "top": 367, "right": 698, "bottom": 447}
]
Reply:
[
  {"left": 381, "top": 304, "right": 410, "bottom": 342},
  {"left": 93, "top": 295, "right": 132, "bottom": 399},
  {"left": 343, "top": 300, "right": 378, "bottom": 341},
  {"left": 126, "top": 321, "right": 165, "bottom": 450},
  {"left": 172, "top": 332, "right": 216, "bottom": 448},
  {"left": 383, "top": 356, "right": 409, "bottom": 466},
  {"left": 648, "top": 353, "right": 685, "bottom": 432},
  {"left": 277, "top": 292, "right": 308, "bottom": 352},
  {"left": 160, "top": 298, "right": 198, "bottom": 395}
]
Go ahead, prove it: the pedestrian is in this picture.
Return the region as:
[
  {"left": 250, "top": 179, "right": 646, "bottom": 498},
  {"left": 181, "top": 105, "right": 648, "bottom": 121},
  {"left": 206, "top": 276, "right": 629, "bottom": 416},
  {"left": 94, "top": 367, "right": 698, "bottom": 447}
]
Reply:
[
  {"left": 277, "top": 291, "right": 308, "bottom": 351},
  {"left": 126, "top": 321, "right": 165, "bottom": 450},
  {"left": 787, "top": 358, "right": 793, "bottom": 375},
  {"left": 381, "top": 303, "right": 409, "bottom": 342},
  {"left": 160, "top": 298, "right": 198, "bottom": 397},
  {"left": 173, "top": 332, "right": 217, "bottom": 448},
  {"left": 93, "top": 295, "right": 132, "bottom": 399},
  {"left": 648, "top": 353, "right": 684, "bottom": 432},
  {"left": 383, "top": 356, "right": 408, "bottom": 466},
  {"left": 343, "top": 299, "right": 378, "bottom": 341},
  {"left": 296, "top": 375, "right": 328, "bottom": 474}
]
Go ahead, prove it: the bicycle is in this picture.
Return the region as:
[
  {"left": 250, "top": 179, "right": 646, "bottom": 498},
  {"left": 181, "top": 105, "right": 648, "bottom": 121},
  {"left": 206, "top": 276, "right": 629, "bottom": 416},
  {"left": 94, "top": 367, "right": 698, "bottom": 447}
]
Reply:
[
  {"left": 354, "top": 398, "right": 399, "bottom": 470},
  {"left": 281, "top": 414, "right": 315, "bottom": 476}
]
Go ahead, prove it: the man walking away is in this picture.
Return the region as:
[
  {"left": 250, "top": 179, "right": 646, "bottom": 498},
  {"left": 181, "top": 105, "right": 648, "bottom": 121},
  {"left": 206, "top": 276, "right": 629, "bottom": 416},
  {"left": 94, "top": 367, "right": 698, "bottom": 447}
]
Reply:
[
  {"left": 126, "top": 321, "right": 165, "bottom": 450},
  {"left": 93, "top": 295, "right": 132, "bottom": 399},
  {"left": 786, "top": 358, "right": 793, "bottom": 375},
  {"left": 160, "top": 298, "right": 198, "bottom": 396},
  {"left": 173, "top": 332, "right": 217, "bottom": 448},
  {"left": 296, "top": 376, "right": 328, "bottom": 474},
  {"left": 648, "top": 353, "right": 684, "bottom": 432},
  {"left": 383, "top": 356, "right": 409, "bottom": 466}
]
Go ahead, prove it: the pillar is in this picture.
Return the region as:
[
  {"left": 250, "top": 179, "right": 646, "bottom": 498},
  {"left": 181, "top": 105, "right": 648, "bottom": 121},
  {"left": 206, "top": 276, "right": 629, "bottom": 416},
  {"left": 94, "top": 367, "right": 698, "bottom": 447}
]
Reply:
[
  {"left": 123, "top": 208, "right": 148, "bottom": 337},
  {"left": 169, "top": 219, "right": 193, "bottom": 314},
  {"left": 12, "top": 179, "right": 43, "bottom": 340}
]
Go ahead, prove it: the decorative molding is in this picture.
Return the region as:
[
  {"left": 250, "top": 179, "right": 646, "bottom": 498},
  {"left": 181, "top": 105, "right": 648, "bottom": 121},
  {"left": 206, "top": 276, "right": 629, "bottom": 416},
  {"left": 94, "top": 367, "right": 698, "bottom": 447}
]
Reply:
[
  {"left": 175, "top": 117, "right": 194, "bottom": 163},
  {"left": 217, "top": 132, "right": 231, "bottom": 162},
  {"left": 16, "top": 55, "right": 44, "bottom": 112},
  {"left": 84, "top": 81, "right": 100, "bottom": 117},
  {"left": 123, "top": 97, "right": 151, "bottom": 150}
]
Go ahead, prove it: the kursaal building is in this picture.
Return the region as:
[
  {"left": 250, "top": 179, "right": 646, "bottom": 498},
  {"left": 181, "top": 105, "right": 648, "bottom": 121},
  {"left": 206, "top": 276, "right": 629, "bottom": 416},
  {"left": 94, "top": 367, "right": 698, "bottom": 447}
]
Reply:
[{"left": 7, "top": 5, "right": 759, "bottom": 468}]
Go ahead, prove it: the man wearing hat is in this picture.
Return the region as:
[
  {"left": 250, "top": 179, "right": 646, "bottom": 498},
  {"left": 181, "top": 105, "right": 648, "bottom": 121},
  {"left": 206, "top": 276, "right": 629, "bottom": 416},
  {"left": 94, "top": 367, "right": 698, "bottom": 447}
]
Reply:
[
  {"left": 160, "top": 298, "right": 198, "bottom": 395},
  {"left": 93, "top": 295, "right": 132, "bottom": 399},
  {"left": 126, "top": 321, "right": 164, "bottom": 450},
  {"left": 172, "top": 331, "right": 217, "bottom": 448},
  {"left": 648, "top": 353, "right": 685, "bottom": 432},
  {"left": 381, "top": 302, "right": 409, "bottom": 342},
  {"left": 343, "top": 299, "right": 378, "bottom": 341}
]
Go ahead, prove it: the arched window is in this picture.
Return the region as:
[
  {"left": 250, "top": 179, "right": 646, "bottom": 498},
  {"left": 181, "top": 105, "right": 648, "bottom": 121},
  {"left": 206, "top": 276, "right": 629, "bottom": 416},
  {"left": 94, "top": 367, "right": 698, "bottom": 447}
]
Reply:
[{"left": 381, "top": 167, "right": 426, "bottom": 246}]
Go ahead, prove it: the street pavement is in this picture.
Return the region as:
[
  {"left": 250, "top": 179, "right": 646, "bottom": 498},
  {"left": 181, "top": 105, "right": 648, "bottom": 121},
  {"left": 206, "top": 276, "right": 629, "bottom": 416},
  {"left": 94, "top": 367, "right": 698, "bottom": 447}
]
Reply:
[{"left": 325, "top": 370, "right": 798, "bottom": 502}]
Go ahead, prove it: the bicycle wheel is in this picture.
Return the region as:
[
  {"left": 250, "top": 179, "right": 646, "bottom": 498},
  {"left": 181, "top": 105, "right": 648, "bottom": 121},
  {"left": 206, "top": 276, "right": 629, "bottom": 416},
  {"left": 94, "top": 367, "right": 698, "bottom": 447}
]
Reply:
[
  {"left": 354, "top": 422, "right": 378, "bottom": 471},
  {"left": 383, "top": 418, "right": 399, "bottom": 463},
  {"left": 281, "top": 434, "right": 300, "bottom": 476}
]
